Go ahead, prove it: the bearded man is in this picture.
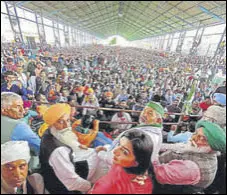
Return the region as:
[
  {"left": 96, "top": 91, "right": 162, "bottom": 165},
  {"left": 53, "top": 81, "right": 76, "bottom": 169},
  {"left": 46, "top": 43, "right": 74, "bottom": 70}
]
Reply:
[
  {"left": 98, "top": 101, "right": 165, "bottom": 167},
  {"left": 153, "top": 120, "right": 226, "bottom": 194},
  {"left": 40, "top": 103, "right": 108, "bottom": 194}
]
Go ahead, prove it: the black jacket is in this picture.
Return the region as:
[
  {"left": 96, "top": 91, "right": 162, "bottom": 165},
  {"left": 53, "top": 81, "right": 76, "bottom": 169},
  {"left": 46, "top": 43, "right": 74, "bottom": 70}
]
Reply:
[{"left": 40, "top": 129, "right": 88, "bottom": 194}]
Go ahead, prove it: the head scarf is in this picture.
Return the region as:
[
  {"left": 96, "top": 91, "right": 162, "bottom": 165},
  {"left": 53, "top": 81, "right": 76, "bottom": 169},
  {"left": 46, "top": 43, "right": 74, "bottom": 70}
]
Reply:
[
  {"left": 1, "top": 141, "right": 30, "bottom": 165},
  {"left": 196, "top": 120, "right": 226, "bottom": 153},
  {"left": 213, "top": 93, "right": 226, "bottom": 106},
  {"left": 43, "top": 103, "right": 71, "bottom": 126},
  {"left": 23, "top": 101, "right": 32, "bottom": 109}
]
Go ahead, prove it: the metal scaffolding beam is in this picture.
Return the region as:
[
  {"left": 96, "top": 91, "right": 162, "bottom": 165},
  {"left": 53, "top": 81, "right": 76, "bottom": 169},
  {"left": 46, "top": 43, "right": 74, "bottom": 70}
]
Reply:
[
  {"left": 35, "top": 11, "right": 47, "bottom": 48},
  {"left": 5, "top": 1, "right": 24, "bottom": 44},
  {"left": 211, "top": 26, "right": 226, "bottom": 67},
  {"left": 189, "top": 26, "right": 205, "bottom": 56},
  {"left": 176, "top": 31, "right": 186, "bottom": 54},
  {"left": 166, "top": 33, "right": 174, "bottom": 51},
  {"left": 53, "top": 17, "right": 61, "bottom": 47},
  {"left": 64, "top": 24, "right": 70, "bottom": 47},
  {"left": 71, "top": 28, "right": 76, "bottom": 46}
]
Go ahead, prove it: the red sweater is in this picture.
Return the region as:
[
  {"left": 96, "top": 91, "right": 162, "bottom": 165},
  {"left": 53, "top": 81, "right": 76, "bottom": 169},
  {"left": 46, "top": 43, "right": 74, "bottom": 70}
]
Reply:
[
  {"left": 199, "top": 102, "right": 212, "bottom": 111},
  {"left": 88, "top": 165, "right": 152, "bottom": 194}
]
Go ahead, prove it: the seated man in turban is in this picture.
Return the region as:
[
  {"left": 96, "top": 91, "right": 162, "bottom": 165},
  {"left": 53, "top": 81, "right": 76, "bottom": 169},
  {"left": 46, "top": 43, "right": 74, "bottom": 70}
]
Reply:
[
  {"left": 199, "top": 105, "right": 226, "bottom": 194},
  {"left": 82, "top": 88, "right": 99, "bottom": 116},
  {"left": 153, "top": 120, "right": 226, "bottom": 194},
  {"left": 99, "top": 91, "right": 116, "bottom": 121},
  {"left": 115, "top": 101, "right": 165, "bottom": 161},
  {"left": 1, "top": 141, "right": 45, "bottom": 194},
  {"left": 40, "top": 103, "right": 106, "bottom": 194}
]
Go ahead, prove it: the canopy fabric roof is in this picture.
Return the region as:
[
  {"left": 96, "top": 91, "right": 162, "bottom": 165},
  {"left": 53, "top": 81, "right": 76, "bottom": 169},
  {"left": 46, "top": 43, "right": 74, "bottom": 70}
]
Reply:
[{"left": 8, "top": 1, "right": 226, "bottom": 40}]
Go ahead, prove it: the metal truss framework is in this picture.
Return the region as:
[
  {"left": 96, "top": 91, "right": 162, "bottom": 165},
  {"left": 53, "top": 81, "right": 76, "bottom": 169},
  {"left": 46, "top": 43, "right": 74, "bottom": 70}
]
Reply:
[
  {"left": 35, "top": 11, "right": 47, "bottom": 47},
  {"left": 5, "top": 1, "right": 226, "bottom": 41},
  {"left": 5, "top": 1, "right": 24, "bottom": 44}
]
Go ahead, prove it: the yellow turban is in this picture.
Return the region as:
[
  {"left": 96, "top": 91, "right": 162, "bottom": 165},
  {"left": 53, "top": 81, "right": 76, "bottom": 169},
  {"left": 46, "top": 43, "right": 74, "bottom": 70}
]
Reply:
[
  {"left": 87, "top": 88, "right": 94, "bottom": 94},
  {"left": 43, "top": 103, "right": 71, "bottom": 125},
  {"left": 38, "top": 123, "right": 49, "bottom": 137},
  {"left": 36, "top": 105, "right": 49, "bottom": 116}
]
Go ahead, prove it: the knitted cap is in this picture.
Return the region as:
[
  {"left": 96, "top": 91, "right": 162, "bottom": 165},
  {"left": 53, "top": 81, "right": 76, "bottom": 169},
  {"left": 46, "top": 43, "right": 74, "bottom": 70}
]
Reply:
[
  {"left": 196, "top": 120, "right": 226, "bottom": 153},
  {"left": 146, "top": 101, "right": 165, "bottom": 117},
  {"left": 203, "top": 105, "right": 226, "bottom": 128}
]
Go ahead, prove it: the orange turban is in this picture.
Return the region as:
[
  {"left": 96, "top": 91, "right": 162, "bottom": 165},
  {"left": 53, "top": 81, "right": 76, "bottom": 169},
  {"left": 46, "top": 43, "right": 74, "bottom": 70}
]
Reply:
[
  {"left": 43, "top": 103, "right": 71, "bottom": 125},
  {"left": 76, "top": 86, "right": 84, "bottom": 92},
  {"left": 105, "top": 92, "right": 113, "bottom": 97}
]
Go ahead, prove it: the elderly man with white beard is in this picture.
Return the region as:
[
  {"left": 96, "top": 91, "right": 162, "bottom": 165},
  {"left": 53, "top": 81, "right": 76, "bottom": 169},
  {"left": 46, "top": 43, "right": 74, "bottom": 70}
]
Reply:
[
  {"left": 39, "top": 103, "right": 107, "bottom": 194},
  {"left": 93, "top": 102, "right": 226, "bottom": 194},
  {"left": 152, "top": 120, "right": 226, "bottom": 194},
  {"left": 95, "top": 101, "right": 166, "bottom": 172}
]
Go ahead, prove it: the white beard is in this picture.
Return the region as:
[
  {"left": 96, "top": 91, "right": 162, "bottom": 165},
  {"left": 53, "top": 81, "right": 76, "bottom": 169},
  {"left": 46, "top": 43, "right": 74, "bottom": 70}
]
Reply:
[
  {"left": 50, "top": 127, "right": 96, "bottom": 160},
  {"left": 50, "top": 127, "right": 81, "bottom": 151},
  {"left": 176, "top": 141, "right": 212, "bottom": 154}
]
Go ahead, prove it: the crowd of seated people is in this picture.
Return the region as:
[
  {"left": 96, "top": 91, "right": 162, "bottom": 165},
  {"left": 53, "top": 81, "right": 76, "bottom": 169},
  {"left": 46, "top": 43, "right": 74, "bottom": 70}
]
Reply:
[{"left": 1, "top": 42, "right": 226, "bottom": 194}]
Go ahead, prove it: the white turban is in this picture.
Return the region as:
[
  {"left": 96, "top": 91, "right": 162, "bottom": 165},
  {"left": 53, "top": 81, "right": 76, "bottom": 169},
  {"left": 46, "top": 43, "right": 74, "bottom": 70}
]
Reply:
[{"left": 1, "top": 141, "right": 31, "bottom": 165}]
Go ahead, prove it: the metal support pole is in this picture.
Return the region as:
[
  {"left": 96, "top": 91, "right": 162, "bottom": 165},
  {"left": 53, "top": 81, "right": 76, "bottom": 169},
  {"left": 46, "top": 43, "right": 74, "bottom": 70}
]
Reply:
[
  {"left": 160, "top": 36, "right": 165, "bottom": 50},
  {"left": 53, "top": 19, "right": 61, "bottom": 47},
  {"left": 71, "top": 28, "right": 75, "bottom": 46},
  {"left": 5, "top": 1, "right": 24, "bottom": 44},
  {"left": 166, "top": 33, "right": 174, "bottom": 51},
  {"left": 211, "top": 26, "right": 226, "bottom": 70},
  {"left": 64, "top": 24, "right": 70, "bottom": 47},
  {"left": 35, "top": 11, "right": 47, "bottom": 48},
  {"left": 13, "top": 3, "right": 24, "bottom": 44},
  {"left": 57, "top": 18, "right": 61, "bottom": 47},
  {"left": 189, "top": 27, "right": 205, "bottom": 56},
  {"left": 169, "top": 33, "right": 175, "bottom": 51},
  {"left": 213, "top": 26, "right": 226, "bottom": 58},
  {"left": 176, "top": 31, "right": 186, "bottom": 54},
  {"left": 75, "top": 29, "right": 78, "bottom": 46}
]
